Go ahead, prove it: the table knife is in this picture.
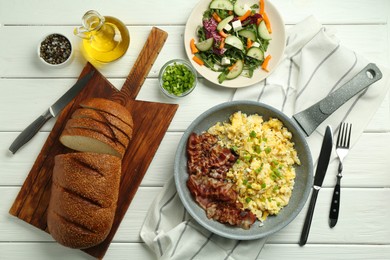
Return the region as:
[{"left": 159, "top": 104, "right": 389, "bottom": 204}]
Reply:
[
  {"left": 9, "top": 70, "right": 95, "bottom": 154},
  {"left": 299, "top": 125, "right": 333, "bottom": 246}
]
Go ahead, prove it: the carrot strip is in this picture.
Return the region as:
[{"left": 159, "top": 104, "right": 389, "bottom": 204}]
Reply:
[
  {"left": 238, "top": 10, "right": 252, "bottom": 21},
  {"left": 228, "top": 60, "right": 240, "bottom": 71},
  {"left": 212, "top": 12, "right": 222, "bottom": 23},
  {"left": 260, "top": 0, "right": 265, "bottom": 15},
  {"left": 256, "top": 18, "right": 263, "bottom": 26},
  {"left": 262, "top": 54, "right": 271, "bottom": 72},
  {"left": 247, "top": 38, "right": 253, "bottom": 49},
  {"left": 228, "top": 63, "right": 236, "bottom": 71},
  {"left": 218, "top": 30, "right": 228, "bottom": 38},
  {"left": 228, "top": 10, "right": 233, "bottom": 15},
  {"left": 192, "top": 55, "right": 204, "bottom": 66},
  {"left": 262, "top": 12, "right": 272, "bottom": 33},
  {"left": 219, "top": 38, "right": 225, "bottom": 49},
  {"left": 190, "top": 38, "right": 199, "bottom": 54}
]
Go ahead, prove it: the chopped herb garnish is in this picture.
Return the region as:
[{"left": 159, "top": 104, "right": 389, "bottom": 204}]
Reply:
[
  {"left": 161, "top": 62, "right": 195, "bottom": 96},
  {"left": 265, "top": 147, "right": 272, "bottom": 154},
  {"left": 254, "top": 145, "right": 261, "bottom": 154},
  {"left": 246, "top": 197, "right": 252, "bottom": 203},
  {"left": 250, "top": 130, "right": 257, "bottom": 138}
]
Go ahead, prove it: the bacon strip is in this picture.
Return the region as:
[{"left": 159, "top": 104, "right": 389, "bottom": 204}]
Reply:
[
  {"left": 186, "top": 132, "right": 256, "bottom": 229},
  {"left": 187, "top": 133, "right": 237, "bottom": 179},
  {"left": 187, "top": 174, "right": 237, "bottom": 205},
  {"left": 206, "top": 202, "right": 256, "bottom": 230}
]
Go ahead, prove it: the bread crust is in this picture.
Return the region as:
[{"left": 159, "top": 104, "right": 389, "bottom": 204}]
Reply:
[
  {"left": 47, "top": 153, "right": 121, "bottom": 249},
  {"left": 65, "top": 117, "right": 130, "bottom": 148},
  {"left": 80, "top": 98, "right": 133, "bottom": 128},
  {"left": 71, "top": 108, "right": 133, "bottom": 139}
]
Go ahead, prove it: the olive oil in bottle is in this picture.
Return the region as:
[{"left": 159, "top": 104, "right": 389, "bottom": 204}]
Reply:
[{"left": 74, "top": 10, "right": 130, "bottom": 63}]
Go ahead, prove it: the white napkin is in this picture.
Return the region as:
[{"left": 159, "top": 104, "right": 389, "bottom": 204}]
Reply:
[{"left": 140, "top": 16, "right": 390, "bottom": 259}]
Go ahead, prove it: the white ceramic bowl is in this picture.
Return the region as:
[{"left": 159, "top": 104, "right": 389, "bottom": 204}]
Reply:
[{"left": 38, "top": 33, "right": 73, "bottom": 68}]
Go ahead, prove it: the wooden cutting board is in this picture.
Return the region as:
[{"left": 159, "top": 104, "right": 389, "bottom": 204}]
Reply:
[{"left": 9, "top": 27, "right": 178, "bottom": 259}]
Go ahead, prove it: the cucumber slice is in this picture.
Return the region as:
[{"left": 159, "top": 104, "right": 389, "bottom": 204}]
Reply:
[
  {"left": 247, "top": 47, "right": 264, "bottom": 60},
  {"left": 225, "top": 35, "right": 244, "bottom": 50},
  {"left": 209, "top": 0, "right": 234, "bottom": 10},
  {"left": 226, "top": 60, "right": 244, "bottom": 79},
  {"left": 258, "top": 20, "right": 272, "bottom": 40},
  {"left": 195, "top": 38, "right": 214, "bottom": 51},
  {"left": 217, "top": 15, "right": 234, "bottom": 31},
  {"left": 238, "top": 29, "right": 256, "bottom": 42},
  {"left": 233, "top": 2, "right": 248, "bottom": 16}
]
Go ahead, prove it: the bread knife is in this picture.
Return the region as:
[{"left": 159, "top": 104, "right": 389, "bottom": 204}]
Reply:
[{"left": 9, "top": 70, "right": 95, "bottom": 154}]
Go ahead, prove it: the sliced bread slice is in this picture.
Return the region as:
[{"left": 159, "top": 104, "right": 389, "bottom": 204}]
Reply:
[
  {"left": 71, "top": 108, "right": 133, "bottom": 139},
  {"left": 80, "top": 98, "right": 133, "bottom": 128},
  {"left": 60, "top": 128, "right": 125, "bottom": 158},
  {"left": 65, "top": 118, "right": 130, "bottom": 148}
]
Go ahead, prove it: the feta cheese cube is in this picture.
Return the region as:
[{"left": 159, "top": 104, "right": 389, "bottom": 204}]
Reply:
[
  {"left": 213, "top": 63, "right": 222, "bottom": 71},
  {"left": 252, "top": 42, "right": 260, "bottom": 48},
  {"left": 224, "top": 23, "right": 232, "bottom": 32},
  {"left": 221, "top": 57, "right": 231, "bottom": 65},
  {"left": 232, "top": 20, "right": 243, "bottom": 32}
]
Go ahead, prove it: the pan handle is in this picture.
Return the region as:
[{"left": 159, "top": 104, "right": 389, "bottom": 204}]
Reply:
[{"left": 293, "top": 63, "right": 382, "bottom": 136}]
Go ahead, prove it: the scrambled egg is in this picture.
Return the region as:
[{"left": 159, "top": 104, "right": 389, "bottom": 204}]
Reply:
[{"left": 208, "top": 111, "right": 300, "bottom": 222}]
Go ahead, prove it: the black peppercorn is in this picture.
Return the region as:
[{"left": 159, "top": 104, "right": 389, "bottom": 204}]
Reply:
[{"left": 40, "top": 34, "right": 72, "bottom": 65}]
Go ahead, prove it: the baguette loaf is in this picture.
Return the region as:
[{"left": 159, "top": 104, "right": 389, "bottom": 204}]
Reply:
[
  {"left": 80, "top": 98, "right": 133, "bottom": 128},
  {"left": 47, "top": 152, "right": 121, "bottom": 249},
  {"left": 65, "top": 117, "right": 130, "bottom": 148},
  {"left": 71, "top": 108, "right": 133, "bottom": 140},
  {"left": 60, "top": 128, "right": 126, "bottom": 158}
]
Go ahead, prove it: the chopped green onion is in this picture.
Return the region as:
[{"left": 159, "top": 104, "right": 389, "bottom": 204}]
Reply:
[
  {"left": 250, "top": 130, "right": 256, "bottom": 138},
  {"left": 265, "top": 147, "right": 271, "bottom": 154},
  {"left": 255, "top": 165, "right": 263, "bottom": 174},
  {"left": 161, "top": 62, "right": 195, "bottom": 96},
  {"left": 246, "top": 197, "right": 252, "bottom": 203}
]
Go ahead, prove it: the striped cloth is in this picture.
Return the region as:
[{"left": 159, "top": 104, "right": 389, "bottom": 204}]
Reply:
[{"left": 140, "top": 16, "right": 390, "bottom": 259}]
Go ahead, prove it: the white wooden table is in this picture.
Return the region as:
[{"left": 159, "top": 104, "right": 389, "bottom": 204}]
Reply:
[{"left": 1, "top": 0, "right": 390, "bottom": 259}]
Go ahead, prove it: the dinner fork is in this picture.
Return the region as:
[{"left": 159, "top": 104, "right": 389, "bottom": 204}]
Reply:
[{"left": 329, "top": 122, "right": 352, "bottom": 228}]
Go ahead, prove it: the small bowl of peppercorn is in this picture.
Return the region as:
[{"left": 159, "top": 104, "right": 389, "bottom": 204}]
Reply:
[
  {"left": 158, "top": 59, "right": 197, "bottom": 98},
  {"left": 38, "top": 33, "right": 73, "bottom": 67}
]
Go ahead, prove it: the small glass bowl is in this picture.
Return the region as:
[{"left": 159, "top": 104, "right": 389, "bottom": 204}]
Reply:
[
  {"left": 38, "top": 33, "right": 73, "bottom": 68},
  {"left": 158, "top": 59, "right": 197, "bottom": 98}
]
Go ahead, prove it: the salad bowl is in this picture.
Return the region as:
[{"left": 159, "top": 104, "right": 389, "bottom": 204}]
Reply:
[{"left": 184, "top": 0, "right": 286, "bottom": 88}]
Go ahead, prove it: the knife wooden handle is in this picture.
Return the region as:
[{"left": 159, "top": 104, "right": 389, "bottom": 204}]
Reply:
[
  {"left": 299, "top": 188, "right": 320, "bottom": 246},
  {"left": 9, "top": 110, "right": 52, "bottom": 154},
  {"left": 110, "top": 27, "right": 168, "bottom": 104}
]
